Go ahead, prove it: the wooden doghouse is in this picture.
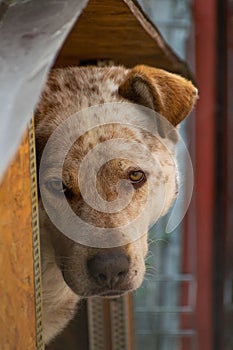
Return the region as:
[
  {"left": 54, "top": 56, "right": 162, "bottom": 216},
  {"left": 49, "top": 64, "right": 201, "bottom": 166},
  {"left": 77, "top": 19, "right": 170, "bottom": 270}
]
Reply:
[{"left": 0, "top": 1, "right": 193, "bottom": 349}]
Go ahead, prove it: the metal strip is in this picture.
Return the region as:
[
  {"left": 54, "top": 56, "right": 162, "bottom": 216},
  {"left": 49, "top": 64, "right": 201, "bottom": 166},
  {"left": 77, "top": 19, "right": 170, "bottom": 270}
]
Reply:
[
  {"left": 110, "top": 295, "right": 132, "bottom": 350},
  {"left": 29, "top": 118, "right": 45, "bottom": 350},
  {"left": 88, "top": 295, "right": 133, "bottom": 350},
  {"left": 88, "top": 297, "right": 106, "bottom": 350},
  {"left": 110, "top": 296, "right": 129, "bottom": 350}
]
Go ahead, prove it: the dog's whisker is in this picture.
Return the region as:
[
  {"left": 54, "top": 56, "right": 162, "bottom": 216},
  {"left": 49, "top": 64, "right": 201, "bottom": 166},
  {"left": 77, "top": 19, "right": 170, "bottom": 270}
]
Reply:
[
  {"left": 153, "top": 238, "right": 169, "bottom": 245},
  {"left": 145, "top": 251, "right": 154, "bottom": 261},
  {"left": 145, "top": 271, "right": 157, "bottom": 279},
  {"left": 148, "top": 238, "right": 157, "bottom": 246},
  {"left": 146, "top": 268, "right": 158, "bottom": 275}
]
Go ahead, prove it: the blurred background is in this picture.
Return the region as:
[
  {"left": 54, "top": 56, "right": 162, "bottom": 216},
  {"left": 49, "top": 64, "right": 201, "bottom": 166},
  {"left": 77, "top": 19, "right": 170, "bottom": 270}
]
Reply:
[{"left": 0, "top": 0, "right": 232, "bottom": 349}]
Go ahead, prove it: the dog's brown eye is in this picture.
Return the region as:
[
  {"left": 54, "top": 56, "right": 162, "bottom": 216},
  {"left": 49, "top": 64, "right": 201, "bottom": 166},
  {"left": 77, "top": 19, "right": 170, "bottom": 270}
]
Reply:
[
  {"left": 128, "top": 170, "right": 146, "bottom": 184},
  {"left": 46, "top": 180, "right": 67, "bottom": 194}
]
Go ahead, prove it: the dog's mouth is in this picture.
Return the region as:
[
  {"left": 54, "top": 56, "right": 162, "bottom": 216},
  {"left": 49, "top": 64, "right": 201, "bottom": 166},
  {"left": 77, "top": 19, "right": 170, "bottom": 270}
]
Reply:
[{"left": 96, "top": 290, "right": 128, "bottom": 298}]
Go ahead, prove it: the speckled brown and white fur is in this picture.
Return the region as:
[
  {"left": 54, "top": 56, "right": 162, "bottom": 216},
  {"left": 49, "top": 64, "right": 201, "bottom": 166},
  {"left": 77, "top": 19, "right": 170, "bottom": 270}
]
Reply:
[{"left": 35, "top": 65, "right": 198, "bottom": 344}]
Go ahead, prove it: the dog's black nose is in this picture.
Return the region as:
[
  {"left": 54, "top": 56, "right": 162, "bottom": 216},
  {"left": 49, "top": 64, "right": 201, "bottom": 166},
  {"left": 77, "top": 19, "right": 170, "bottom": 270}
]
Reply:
[{"left": 87, "top": 252, "right": 130, "bottom": 289}]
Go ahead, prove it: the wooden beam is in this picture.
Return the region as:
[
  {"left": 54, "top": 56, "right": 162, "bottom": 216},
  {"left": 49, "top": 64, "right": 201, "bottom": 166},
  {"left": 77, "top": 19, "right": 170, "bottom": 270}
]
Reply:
[
  {"left": 0, "top": 132, "right": 37, "bottom": 350},
  {"left": 194, "top": 0, "right": 217, "bottom": 348}
]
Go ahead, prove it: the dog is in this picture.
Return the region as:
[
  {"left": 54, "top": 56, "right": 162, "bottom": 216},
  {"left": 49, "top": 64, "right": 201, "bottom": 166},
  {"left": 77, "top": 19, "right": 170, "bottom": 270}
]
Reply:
[{"left": 35, "top": 65, "right": 198, "bottom": 344}]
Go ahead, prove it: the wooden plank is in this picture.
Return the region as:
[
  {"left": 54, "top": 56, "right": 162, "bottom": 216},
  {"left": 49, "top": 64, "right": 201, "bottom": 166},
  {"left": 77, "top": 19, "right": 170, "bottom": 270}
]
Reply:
[
  {"left": 55, "top": 0, "right": 193, "bottom": 80},
  {"left": 193, "top": 0, "right": 217, "bottom": 349},
  {"left": 0, "top": 132, "right": 37, "bottom": 350},
  {"left": 222, "top": 1, "right": 233, "bottom": 348}
]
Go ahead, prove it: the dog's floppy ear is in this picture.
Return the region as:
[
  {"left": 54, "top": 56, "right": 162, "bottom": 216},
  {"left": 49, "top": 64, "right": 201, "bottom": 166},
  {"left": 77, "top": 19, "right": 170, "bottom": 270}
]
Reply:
[{"left": 118, "top": 65, "right": 198, "bottom": 126}]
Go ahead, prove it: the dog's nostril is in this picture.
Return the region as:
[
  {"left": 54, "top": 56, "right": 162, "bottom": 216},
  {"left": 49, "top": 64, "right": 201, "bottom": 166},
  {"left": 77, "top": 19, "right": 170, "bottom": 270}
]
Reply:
[
  {"left": 117, "top": 271, "right": 125, "bottom": 277},
  {"left": 87, "top": 252, "right": 130, "bottom": 288},
  {"left": 99, "top": 273, "right": 107, "bottom": 282}
]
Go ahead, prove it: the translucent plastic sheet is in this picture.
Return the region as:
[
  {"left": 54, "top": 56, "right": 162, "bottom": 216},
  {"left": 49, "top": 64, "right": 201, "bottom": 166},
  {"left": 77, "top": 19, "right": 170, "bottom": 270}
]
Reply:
[{"left": 0, "top": 0, "right": 88, "bottom": 178}]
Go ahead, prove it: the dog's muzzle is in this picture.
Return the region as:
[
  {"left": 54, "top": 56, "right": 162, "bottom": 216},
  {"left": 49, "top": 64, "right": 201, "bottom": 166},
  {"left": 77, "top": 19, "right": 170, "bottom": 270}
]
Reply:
[{"left": 87, "top": 251, "right": 130, "bottom": 291}]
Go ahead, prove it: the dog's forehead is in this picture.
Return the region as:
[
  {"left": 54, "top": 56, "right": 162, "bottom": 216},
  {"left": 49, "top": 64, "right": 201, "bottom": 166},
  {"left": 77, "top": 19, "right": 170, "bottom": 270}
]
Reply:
[
  {"left": 67, "top": 123, "right": 139, "bottom": 155},
  {"left": 35, "top": 66, "right": 129, "bottom": 141},
  {"left": 61, "top": 124, "right": 145, "bottom": 180},
  {"left": 48, "top": 66, "right": 128, "bottom": 107}
]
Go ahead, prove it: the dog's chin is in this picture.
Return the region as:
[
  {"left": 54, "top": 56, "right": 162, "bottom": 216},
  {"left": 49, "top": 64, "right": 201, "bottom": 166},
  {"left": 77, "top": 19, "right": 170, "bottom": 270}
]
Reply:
[
  {"left": 92, "top": 290, "right": 129, "bottom": 299},
  {"left": 81, "top": 289, "right": 130, "bottom": 299}
]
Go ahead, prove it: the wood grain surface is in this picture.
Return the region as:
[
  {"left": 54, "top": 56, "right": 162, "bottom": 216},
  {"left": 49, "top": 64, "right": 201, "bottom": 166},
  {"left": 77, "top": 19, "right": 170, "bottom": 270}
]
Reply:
[
  {"left": 55, "top": 0, "right": 193, "bottom": 80},
  {"left": 0, "top": 132, "right": 36, "bottom": 350}
]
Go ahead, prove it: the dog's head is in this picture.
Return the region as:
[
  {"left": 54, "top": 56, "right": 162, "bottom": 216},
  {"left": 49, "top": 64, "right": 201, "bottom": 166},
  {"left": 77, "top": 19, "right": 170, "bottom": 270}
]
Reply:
[{"left": 35, "top": 65, "right": 197, "bottom": 298}]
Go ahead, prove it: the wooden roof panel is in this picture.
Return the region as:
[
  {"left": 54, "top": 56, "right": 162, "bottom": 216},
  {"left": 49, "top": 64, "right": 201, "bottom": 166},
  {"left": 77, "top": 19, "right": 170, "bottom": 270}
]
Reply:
[{"left": 55, "top": 0, "right": 193, "bottom": 80}]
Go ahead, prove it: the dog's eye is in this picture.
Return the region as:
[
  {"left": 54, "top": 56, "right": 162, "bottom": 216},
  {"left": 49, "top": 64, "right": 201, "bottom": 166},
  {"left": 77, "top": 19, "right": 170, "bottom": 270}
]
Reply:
[
  {"left": 46, "top": 179, "right": 67, "bottom": 194},
  {"left": 128, "top": 170, "right": 146, "bottom": 185}
]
